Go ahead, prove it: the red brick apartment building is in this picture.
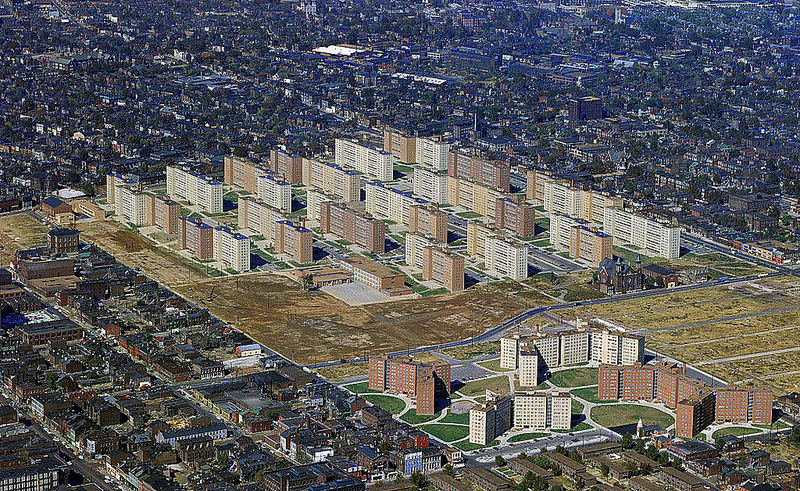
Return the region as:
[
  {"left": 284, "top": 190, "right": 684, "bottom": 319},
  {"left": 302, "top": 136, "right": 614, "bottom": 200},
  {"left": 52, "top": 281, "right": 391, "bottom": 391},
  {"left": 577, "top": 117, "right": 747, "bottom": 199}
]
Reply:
[
  {"left": 569, "top": 226, "right": 613, "bottom": 267},
  {"left": 224, "top": 155, "right": 270, "bottom": 193},
  {"left": 270, "top": 149, "right": 303, "bottom": 184},
  {"left": 178, "top": 217, "right": 214, "bottom": 259},
  {"left": 715, "top": 388, "right": 773, "bottom": 425},
  {"left": 408, "top": 204, "right": 448, "bottom": 242},
  {"left": 676, "top": 391, "right": 716, "bottom": 438},
  {"left": 495, "top": 198, "right": 536, "bottom": 239},
  {"left": 421, "top": 246, "right": 465, "bottom": 292},
  {"left": 447, "top": 151, "right": 510, "bottom": 192},
  {"left": 320, "top": 202, "right": 385, "bottom": 253},
  {"left": 48, "top": 228, "right": 80, "bottom": 254},
  {"left": 368, "top": 355, "right": 451, "bottom": 415},
  {"left": 148, "top": 195, "right": 181, "bottom": 235},
  {"left": 275, "top": 220, "right": 313, "bottom": 264}
]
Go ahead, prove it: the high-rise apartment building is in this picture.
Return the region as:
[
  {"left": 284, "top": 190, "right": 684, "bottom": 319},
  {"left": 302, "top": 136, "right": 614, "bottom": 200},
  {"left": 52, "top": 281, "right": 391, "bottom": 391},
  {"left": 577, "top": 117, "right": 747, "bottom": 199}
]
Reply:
[
  {"left": 412, "top": 166, "right": 448, "bottom": 204},
  {"left": 335, "top": 138, "right": 393, "bottom": 181},
  {"left": 408, "top": 204, "right": 448, "bottom": 242},
  {"left": 513, "top": 391, "right": 571, "bottom": 431},
  {"left": 518, "top": 341, "right": 539, "bottom": 387},
  {"left": 224, "top": 155, "right": 268, "bottom": 193},
  {"left": 383, "top": 128, "right": 416, "bottom": 164},
  {"left": 466, "top": 221, "right": 496, "bottom": 258},
  {"left": 485, "top": 236, "right": 528, "bottom": 280},
  {"left": 320, "top": 202, "right": 385, "bottom": 253},
  {"left": 213, "top": 226, "right": 250, "bottom": 272},
  {"left": 179, "top": 217, "right": 214, "bottom": 260},
  {"left": 365, "top": 182, "right": 427, "bottom": 226},
  {"left": 447, "top": 151, "right": 510, "bottom": 192},
  {"left": 715, "top": 388, "right": 773, "bottom": 425},
  {"left": 256, "top": 171, "right": 292, "bottom": 213},
  {"left": 590, "top": 329, "right": 645, "bottom": 366},
  {"left": 303, "top": 158, "right": 361, "bottom": 202},
  {"left": 421, "top": 246, "right": 465, "bottom": 292},
  {"left": 469, "top": 392, "right": 512, "bottom": 445},
  {"left": 275, "top": 220, "right": 313, "bottom": 264},
  {"left": 447, "top": 176, "right": 507, "bottom": 219},
  {"left": 114, "top": 184, "right": 148, "bottom": 226},
  {"left": 405, "top": 233, "right": 444, "bottom": 269},
  {"left": 676, "top": 391, "right": 716, "bottom": 439},
  {"left": 369, "top": 355, "right": 451, "bottom": 415},
  {"left": 270, "top": 149, "right": 303, "bottom": 184},
  {"left": 166, "top": 165, "right": 223, "bottom": 213},
  {"left": 603, "top": 207, "right": 681, "bottom": 259},
  {"left": 495, "top": 198, "right": 536, "bottom": 239},
  {"left": 570, "top": 226, "right": 613, "bottom": 267},
  {"left": 415, "top": 137, "right": 450, "bottom": 171},
  {"left": 237, "top": 196, "right": 292, "bottom": 239}
]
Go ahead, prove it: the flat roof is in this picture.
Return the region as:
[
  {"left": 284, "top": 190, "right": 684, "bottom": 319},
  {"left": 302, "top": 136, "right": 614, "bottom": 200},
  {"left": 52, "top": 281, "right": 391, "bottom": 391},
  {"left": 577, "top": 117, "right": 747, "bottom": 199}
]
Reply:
[{"left": 343, "top": 256, "right": 402, "bottom": 279}]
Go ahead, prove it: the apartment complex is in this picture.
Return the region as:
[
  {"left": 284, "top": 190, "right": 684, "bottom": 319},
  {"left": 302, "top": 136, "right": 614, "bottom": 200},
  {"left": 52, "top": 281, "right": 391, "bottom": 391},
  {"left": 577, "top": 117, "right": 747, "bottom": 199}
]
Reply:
[
  {"left": 269, "top": 149, "right": 303, "bottom": 184},
  {"left": 570, "top": 226, "right": 613, "bottom": 267},
  {"left": 335, "top": 138, "right": 393, "bottom": 181},
  {"left": 447, "top": 151, "right": 510, "bottom": 192},
  {"left": 676, "top": 391, "right": 716, "bottom": 439},
  {"left": 365, "top": 182, "right": 427, "bottom": 226},
  {"left": 383, "top": 128, "right": 416, "bottom": 164},
  {"left": 421, "top": 246, "right": 465, "bottom": 292},
  {"left": 405, "top": 233, "right": 445, "bottom": 269},
  {"left": 530, "top": 171, "right": 622, "bottom": 225},
  {"left": 447, "top": 176, "right": 507, "bottom": 219},
  {"left": 368, "top": 355, "right": 451, "bottom": 415},
  {"left": 109, "top": 176, "right": 181, "bottom": 234},
  {"left": 501, "top": 328, "right": 644, "bottom": 371},
  {"left": 213, "top": 226, "right": 251, "bottom": 272},
  {"left": 415, "top": 137, "right": 450, "bottom": 171},
  {"left": 224, "top": 155, "right": 269, "bottom": 193},
  {"left": 178, "top": 217, "right": 214, "bottom": 260},
  {"left": 469, "top": 392, "right": 512, "bottom": 445},
  {"left": 603, "top": 207, "right": 682, "bottom": 259},
  {"left": 518, "top": 341, "right": 540, "bottom": 387},
  {"left": 495, "top": 198, "right": 536, "bottom": 239},
  {"left": 320, "top": 202, "right": 385, "bottom": 253},
  {"left": 237, "top": 196, "right": 292, "bottom": 240},
  {"left": 465, "top": 221, "right": 495, "bottom": 257},
  {"left": 513, "top": 391, "right": 571, "bottom": 431},
  {"left": 256, "top": 171, "right": 292, "bottom": 212},
  {"left": 303, "top": 158, "right": 361, "bottom": 202},
  {"left": 715, "top": 388, "right": 773, "bottom": 425},
  {"left": 274, "top": 221, "right": 313, "bottom": 264},
  {"left": 166, "top": 165, "right": 223, "bottom": 213},
  {"left": 412, "top": 166, "right": 448, "bottom": 204},
  {"left": 342, "top": 256, "right": 411, "bottom": 296},
  {"left": 485, "top": 236, "right": 528, "bottom": 280},
  {"left": 408, "top": 204, "right": 448, "bottom": 242}
]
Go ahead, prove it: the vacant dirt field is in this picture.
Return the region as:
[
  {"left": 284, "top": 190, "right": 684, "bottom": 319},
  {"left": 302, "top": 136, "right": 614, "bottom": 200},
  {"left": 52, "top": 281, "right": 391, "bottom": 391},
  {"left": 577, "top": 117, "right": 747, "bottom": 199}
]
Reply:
[
  {"left": 0, "top": 213, "right": 49, "bottom": 266},
  {"left": 175, "top": 274, "right": 529, "bottom": 365},
  {"left": 77, "top": 220, "right": 210, "bottom": 285}
]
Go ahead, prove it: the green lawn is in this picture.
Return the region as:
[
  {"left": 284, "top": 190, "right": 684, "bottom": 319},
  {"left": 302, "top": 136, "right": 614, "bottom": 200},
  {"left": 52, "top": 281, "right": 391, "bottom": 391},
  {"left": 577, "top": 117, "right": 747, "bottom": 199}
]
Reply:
[
  {"left": 477, "top": 359, "right": 514, "bottom": 372},
  {"left": 532, "top": 239, "right": 551, "bottom": 247},
  {"left": 363, "top": 395, "right": 406, "bottom": 414},
  {"left": 712, "top": 427, "right": 763, "bottom": 439},
  {"left": 343, "top": 382, "right": 379, "bottom": 394},
  {"left": 754, "top": 421, "right": 791, "bottom": 430},
  {"left": 570, "top": 387, "right": 615, "bottom": 404},
  {"left": 439, "top": 412, "right": 470, "bottom": 425},
  {"left": 591, "top": 405, "right": 675, "bottom": 430},
  {"left": 508, "top": 433, "right": 549, "bottom": 443},
  {"left": 457, "top": 211, "right": 483, "bottom": 219},
  {"left": 548, "top": 368, "right": 598, "bottom": 388},
  {"left": 400, "top": 409, "right": 441, "bottom": 425},
  {"left": 572, "top": 399, "right": 584, "bottom": 415},
  {"left": 458, "top": 375, "right": 510, "bottom": 397},
  {"left": 420, "top": 424, "right": 470, "bottom": 442},
  {"left": 453, "top": 440, "right": 500, "bottom": 452}
]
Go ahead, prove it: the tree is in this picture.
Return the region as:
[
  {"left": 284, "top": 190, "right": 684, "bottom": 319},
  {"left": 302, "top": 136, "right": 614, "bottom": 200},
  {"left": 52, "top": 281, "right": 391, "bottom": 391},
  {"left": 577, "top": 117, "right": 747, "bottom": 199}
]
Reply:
[
  {"left": 409, "top": 470, "right": 426, "bottom": 488},
  {"left": 495, "top": 455, "right": 506, "bottom": 467},
  {"left": 600, "top": 462, "right": 609, "bottom": 477},
  {"left": 788, "top": 425, "right": 800, "bottom": 447},
  {"left": 301, "top": 273, "right": 314, "bottom": 290},
  {"left": 443, "top": 464, "right": 454, "bottom": 476},
  {"left": 620, "top": 433, "right": 634, "bottom": 449}
]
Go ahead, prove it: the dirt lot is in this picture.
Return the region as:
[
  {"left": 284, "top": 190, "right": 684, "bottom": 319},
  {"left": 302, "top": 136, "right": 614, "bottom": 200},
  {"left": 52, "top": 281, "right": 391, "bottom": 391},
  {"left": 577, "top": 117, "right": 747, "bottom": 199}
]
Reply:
[
  {"left": 0, "top": 213, "right": 49, "bottom": 266},
  {"left": 77, "top": 220, "right": 210, "bottom": 285},
  {"left": 175, "top": 274, "right": 529, "bottom": 365}
]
